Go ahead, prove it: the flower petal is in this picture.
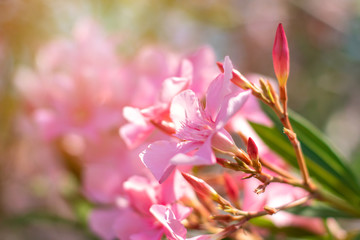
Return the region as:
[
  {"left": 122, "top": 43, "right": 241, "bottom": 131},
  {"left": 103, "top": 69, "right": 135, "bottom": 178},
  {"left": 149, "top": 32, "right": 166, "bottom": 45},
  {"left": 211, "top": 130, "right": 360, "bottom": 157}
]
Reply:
[
  {"left": 150, "top": 204, "right": 187, "bottom": 240},
  {"left": 170, "top": 90, "right": 202, "bottom": 131},
  {"left": 160, "top": 76, "right": 190, "bottom": 103},
  {"left": 171, "top": 137, "right": 215, "bottom": 166},
  {"left": 89, "top": 208, "right": 121, "bottom": 240},
  {"left": 159, "top": 170, "right": 196, "bottom": 204},
  {"left": 123, "top": 176, "right": 157, "bottom": 215},
  {"left": 114, "top": 208, "right": 154, "bottom": 240},
  {"left": 130, "top": 229, "right": 164, "bottom": 240},
  {"left": 204, "top": 56, "right": 233, "bottom": 121},
  {"left": 160, "top": 59, "right": 192, "bottom": 103},
  {"left": 120, "top": 123, "right": 154, "bottom": 149},
  {"left": 140, "top": 141, "right": 178, "bottom": 183},
  {"left": 215, "top": 90, "right": 251, "bottom": 130}
]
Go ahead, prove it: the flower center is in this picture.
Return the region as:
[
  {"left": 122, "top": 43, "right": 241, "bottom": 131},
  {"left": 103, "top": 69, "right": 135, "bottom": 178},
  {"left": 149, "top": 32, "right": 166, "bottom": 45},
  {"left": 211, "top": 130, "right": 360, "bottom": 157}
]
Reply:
[{"left": 175, "top": 118, "right": 214, "bottom": 142}]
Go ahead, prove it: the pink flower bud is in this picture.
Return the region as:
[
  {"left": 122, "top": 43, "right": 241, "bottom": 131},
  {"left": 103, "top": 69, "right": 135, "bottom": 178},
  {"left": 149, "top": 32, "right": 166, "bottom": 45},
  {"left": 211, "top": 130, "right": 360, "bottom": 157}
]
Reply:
[
  {"left": 272, "top": 23, "right": 289, "bottom": 87},
  {"left": 181, "top": 172, "right": 219, "bottom": 200}
]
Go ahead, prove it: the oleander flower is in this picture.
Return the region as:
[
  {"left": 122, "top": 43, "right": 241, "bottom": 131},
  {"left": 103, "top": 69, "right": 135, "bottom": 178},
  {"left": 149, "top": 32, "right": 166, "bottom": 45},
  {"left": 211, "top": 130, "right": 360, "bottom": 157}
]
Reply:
[
  {"left": 240, "top": 177, "right": 325, "bottom": 234},
  {"left": 15, "top": 19, "right": 125, "bottom": 141},
  {"left": 89, "top": 171, "right": 196, "bottom": 240},
  {"left": 140, "top": 57, "right": 250, "bottom": 183},
  {"left": 120, "top": 46, "right": 218, "bottom": 149}
]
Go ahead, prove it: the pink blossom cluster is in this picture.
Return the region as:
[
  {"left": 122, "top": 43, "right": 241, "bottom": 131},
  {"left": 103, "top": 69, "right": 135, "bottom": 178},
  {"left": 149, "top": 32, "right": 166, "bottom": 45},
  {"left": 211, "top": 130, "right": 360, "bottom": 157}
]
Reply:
[{"left": 15, "top": 19, "right": 324, "bottom": 239}]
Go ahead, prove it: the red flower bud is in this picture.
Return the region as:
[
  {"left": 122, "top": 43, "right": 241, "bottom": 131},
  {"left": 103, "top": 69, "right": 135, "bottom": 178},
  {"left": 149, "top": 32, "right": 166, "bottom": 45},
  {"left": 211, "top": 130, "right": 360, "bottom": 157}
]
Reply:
[
  {"left": 272, "top": 23, "right": 289, "bottom": 87},
  {"left": 247, "top": 137, "right": 261, "bottom": 172},
  {"left": 247, "top": 137, "right": 258, "bottom": 162}
]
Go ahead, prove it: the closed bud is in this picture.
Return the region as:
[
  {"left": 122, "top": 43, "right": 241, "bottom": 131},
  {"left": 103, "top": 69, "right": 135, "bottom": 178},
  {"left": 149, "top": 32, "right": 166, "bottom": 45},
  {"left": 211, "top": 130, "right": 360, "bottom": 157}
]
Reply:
[
  {"left": 247, "top": 137, "right": 261, "bottom": 172},
  {"left": 273, "top": 23, "right": 290, "bottom": 87},
  {"left": 181, "top": 172, "right": 219, "bottom": 201}
]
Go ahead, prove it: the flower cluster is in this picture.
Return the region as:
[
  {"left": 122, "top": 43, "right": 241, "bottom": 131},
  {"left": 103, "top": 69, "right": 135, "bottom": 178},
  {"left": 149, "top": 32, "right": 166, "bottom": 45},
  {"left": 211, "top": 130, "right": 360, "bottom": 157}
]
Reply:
[{"left": 15, "top": 20, "right": 328, "bottom": 239}]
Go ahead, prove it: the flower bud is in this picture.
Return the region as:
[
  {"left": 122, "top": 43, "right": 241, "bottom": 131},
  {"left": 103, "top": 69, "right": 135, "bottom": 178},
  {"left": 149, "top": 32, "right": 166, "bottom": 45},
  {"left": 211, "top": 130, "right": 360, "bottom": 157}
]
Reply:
[
  {"left": 181, "top": 172, "right": 220, "bottom": 201},
  {"left": 273, "top": 23, "right": 289, "bottom": 87},
  {"left": 247, "top": 137, "right": 261, "bottom": 172},
  {"left": 216, "top": 62, "right": 251, "bottom": 89}
]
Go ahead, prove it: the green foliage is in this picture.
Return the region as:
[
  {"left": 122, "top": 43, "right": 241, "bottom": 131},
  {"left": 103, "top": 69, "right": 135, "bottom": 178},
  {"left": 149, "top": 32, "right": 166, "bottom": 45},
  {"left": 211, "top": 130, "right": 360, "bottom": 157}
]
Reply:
[
  {"left": 286, "top": 202, "right": 358, "bottom": 219},
  {"left": 250, "top": 105, "right": 360, "bottom": 211},
  {"left": 250, "top": 217, "right": 321, "bottom": 238}
]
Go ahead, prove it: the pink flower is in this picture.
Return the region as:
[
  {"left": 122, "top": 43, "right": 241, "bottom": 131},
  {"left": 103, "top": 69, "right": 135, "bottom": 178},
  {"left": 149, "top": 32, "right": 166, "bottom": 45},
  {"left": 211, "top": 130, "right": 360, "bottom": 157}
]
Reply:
[
  {"left": 89, "top": 171, "right": 195, "bottom": 240},
  {"left": 82, "top": 135, "right": 151, "bottom": 204},
  {"left": 150, "top": 204, "right": 188, "bottom": 240},
  {"left": 120, "top": 47, "right": 218, "bottom": 149},
  {"left": 240, "top": 177, "right": 325, "bottom": 234},
  {"left": 141, "top": 57, "right": 251, "bottom": 183},
  {"left": 15, "top": 19, "right": 125, "bottom": 141}
]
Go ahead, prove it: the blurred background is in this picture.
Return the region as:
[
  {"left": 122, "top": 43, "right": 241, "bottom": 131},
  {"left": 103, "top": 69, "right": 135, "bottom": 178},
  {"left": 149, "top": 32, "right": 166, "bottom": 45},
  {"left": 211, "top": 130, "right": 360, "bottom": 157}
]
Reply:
[{"left": 0, "top": 0, "right": 360, "bottom": 239}]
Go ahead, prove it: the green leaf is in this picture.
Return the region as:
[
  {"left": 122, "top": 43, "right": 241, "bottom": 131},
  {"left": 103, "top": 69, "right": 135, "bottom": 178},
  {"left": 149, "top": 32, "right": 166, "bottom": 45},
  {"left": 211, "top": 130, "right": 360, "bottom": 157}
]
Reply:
[
  {"left": 288, "top": 110, "right": 360, "bottom": 195},
  {"left": 254, "top": 104, "right": 360, "bottom": 204},
  {"left": 249, "top": 217, "right": 321, "bottom": 238},
  {"left": 286, "top": 202, "right": 358, "bottom": 219},
  {"left": 249, "top": 121, "right": 360, "bottom": 206}
]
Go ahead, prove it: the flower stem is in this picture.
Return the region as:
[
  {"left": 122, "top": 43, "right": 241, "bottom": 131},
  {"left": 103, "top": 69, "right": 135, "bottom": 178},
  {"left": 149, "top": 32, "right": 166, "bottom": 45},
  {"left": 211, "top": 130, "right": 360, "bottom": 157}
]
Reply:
[{"left": 280, "top": 85, "right": 312, "bottom": 189}]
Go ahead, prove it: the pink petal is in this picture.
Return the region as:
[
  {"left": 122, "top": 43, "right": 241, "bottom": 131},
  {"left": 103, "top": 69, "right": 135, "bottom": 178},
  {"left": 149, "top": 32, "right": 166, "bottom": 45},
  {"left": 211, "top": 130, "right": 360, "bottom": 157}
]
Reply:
[
  {"left": 33, "top": 109, "right": 63, "bottom": 140},
  {"left": 140, "top": 141, "right": 178, "bottom": 183},
  {"left": 160, "top": 60, "right": 192, "bottom": 103},
  {"left": 193, "top": 136, "right": 216, "bottom": 164},
  {"left": 123, "top": 176, "right": 157, "bottom": 215},
  {"left": 123, "top": 106, "right": 147, "bottom": 125},
  {"left": 223, "top": 56, "right": 233, "bottom": 85},
  {"left": 82, "top": 163, "right": 123, "bottom": 203},
  {"left": 240, "top": 178, "right": 268, "bottom": 211},
  {"left": 130, "top": 229, "right": 164, "bottom": 240},
  {"left": 160, "top": 76, "right": 190, "bottom": 103},
  {"left": 114, "top": 208, "right": 154, "bottom": 240},
  {"left": 159, "top": 170, "right": 196, "bottom": 204},
  {"left": 204, "top": 56, "right": 233, "bottom": 121},
  {"left": 186, "top": 46, "right": 217, "bottom": 95},
  {"left": 170, "top": 90, "right": 202, "bottom": 131},
  {"left": 204, "top": 74, "right": 227, "bottom": 122},
  {"left": 187, "top": 235, "right": 213, "bottom": 240},
  {"left": 170, "top": 203, "right": 192, "bottom": 221},
  {"left": 89, "top": 208, "right": 121, "bottom": 240},
  {"left": 120, "top": 123, "right": 154, "bottom": 149},
  {"left": 150, "top": 204, "right": 187, "bottom": 240},
  {"left": 171, "top": 137, "right": 215, "bottom": 166},
  {"left": 215, "top": 90, "right": 251, "bottom": 130}
]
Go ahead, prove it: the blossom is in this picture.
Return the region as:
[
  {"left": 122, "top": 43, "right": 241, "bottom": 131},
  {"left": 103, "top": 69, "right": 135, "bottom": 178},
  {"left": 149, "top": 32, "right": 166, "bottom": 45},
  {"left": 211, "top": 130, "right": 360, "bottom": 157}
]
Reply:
[
  {"left": 239, "top": 177, "right": 325, "bottom": 234},
  {"left": 120, "top": 46, "right": 218, "bottom": 149},
  {"left": 15, "top": 19, "right": 125, "bottom": 141},
  {"left": 89, "top": 171, "right": 196, "bottom": 240},
  {"left": 141, "top": 57, "right": 251, "bottom": 183}
]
